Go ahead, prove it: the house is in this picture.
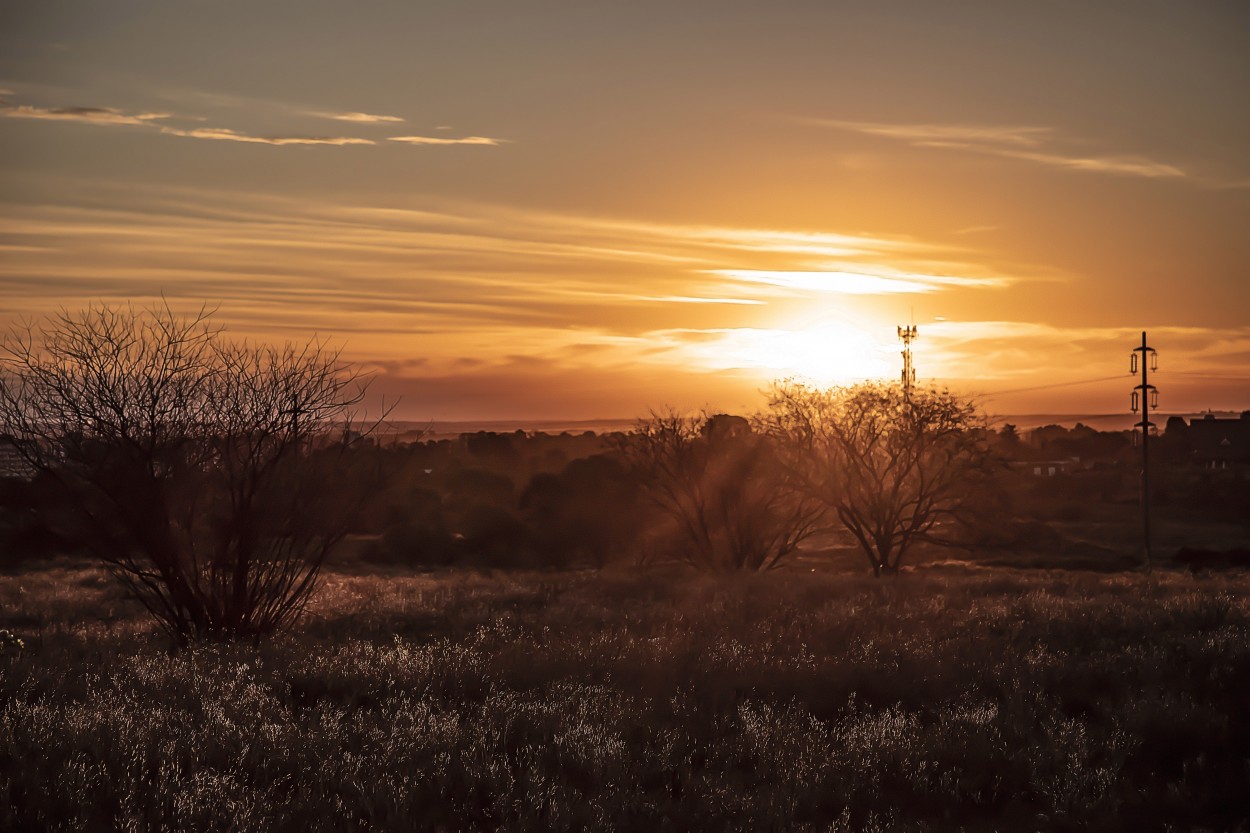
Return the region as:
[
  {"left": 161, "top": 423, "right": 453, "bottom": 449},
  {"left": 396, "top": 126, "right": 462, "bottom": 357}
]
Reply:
[{"left": 1187, "top": 411, "right": 1250, "bottom": 470}]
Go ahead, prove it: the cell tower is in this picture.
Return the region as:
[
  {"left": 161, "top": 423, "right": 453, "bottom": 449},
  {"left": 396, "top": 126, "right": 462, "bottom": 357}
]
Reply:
[
  {"left": 898, "top": 324, "right": 918, "bottom": 400},
  {"left": 1130, "top": 331, "right": 1158, "bottom": 570}
]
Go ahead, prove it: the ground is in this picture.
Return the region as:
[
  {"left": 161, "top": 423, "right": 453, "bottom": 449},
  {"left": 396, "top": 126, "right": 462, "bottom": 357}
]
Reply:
[{"left": 1, "top": 560, "right": 1248, "bottom": 832}]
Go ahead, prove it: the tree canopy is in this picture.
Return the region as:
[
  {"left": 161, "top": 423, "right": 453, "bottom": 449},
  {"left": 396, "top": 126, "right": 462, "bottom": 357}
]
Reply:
[{"left": 760, "top": 380, "right": 997, "bottom": 576}]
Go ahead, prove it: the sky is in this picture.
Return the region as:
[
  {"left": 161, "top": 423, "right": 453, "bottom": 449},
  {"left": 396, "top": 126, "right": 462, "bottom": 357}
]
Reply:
[{"left": 2, "top": 0, "right": 1248, "bottom": 422}]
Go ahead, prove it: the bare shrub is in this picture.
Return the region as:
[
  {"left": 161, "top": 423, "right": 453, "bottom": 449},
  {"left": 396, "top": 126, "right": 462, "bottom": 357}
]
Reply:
[
  {"left": 0, "top": 303, "right": 380, "bottom": 642},
  {"left": 619, "top": 411, "right": 825, "bottom": 571}
]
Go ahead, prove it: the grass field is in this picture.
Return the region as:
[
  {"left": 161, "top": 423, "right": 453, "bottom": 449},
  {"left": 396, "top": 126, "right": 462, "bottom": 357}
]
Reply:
[{"left": 1, "top": 561, "right": 1248, "bottom": 832}]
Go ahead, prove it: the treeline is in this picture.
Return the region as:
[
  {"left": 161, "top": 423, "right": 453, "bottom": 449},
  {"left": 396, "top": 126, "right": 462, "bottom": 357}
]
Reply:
[
  {"left": 3, "top": 304, "right": 1245, "bottom": 642},
  {"left": 356, "top": 429, "right": 643, "bottom": 569}
]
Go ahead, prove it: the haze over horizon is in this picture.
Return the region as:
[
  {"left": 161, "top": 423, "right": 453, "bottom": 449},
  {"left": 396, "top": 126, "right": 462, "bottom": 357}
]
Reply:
[{"left": 3, "top": 1, "right": 1248, "bottom": 421}]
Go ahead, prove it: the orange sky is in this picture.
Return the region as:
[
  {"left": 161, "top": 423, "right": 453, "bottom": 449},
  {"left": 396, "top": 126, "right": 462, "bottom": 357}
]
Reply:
[{"left": 2, "top": 2, "right": 1248, "bottom": 421}]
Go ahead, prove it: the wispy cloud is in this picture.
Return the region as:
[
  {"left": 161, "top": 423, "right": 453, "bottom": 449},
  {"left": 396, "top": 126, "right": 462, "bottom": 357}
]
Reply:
[
  {"left": 819, "top": 118, "right": 1189, "bottom": 181},
  {"left": 388, "top": 135, "right": 506, "bottom": 146},
  {"left": 710, "top": 269, "right": 1006, "bottom": 295},
  {"left": 1, "top": 95, "right": 504, "bottom": 149},
  {"left": 916, "top": 320, "right": 1250, "bottom": 398},
  {"left": 921, "top": 141, "right": 1185, "bottom": 179},
  {"left": 5, "top": 185, "right": 1242, "bottom": 416},
  {"left": 816, "top": 119, "right": 1050, "bottom": 148},
  {"left": 158, "top": 126, "right": 374, "bottom": 146},
  {"left": 313, "top": 111, "right": 405, "bottom": 124},
  {"left": 0, "top": 103, "right": 171, "bottom": 126},
  {"left": 0, "top": 183, "right": 1035, "bottom": 417},
  {"left": 0, "top": 185, "right": 1013, "bottom": 350}
]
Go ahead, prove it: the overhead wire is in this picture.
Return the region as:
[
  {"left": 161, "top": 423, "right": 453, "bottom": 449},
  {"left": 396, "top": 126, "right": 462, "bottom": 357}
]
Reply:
[{"left": 969, "top": 374, "right": 1128, "bottom": 400}]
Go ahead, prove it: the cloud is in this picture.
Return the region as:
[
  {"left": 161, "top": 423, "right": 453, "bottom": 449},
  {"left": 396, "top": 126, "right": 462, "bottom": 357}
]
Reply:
[
  {"left": 0, "top": 95, "right": 504, "bottom": 149},
  {"left": 0, "top": 97, "right": 371, "bottom": 145},
  {"left": 0, "top": 185, "right": 1037, "bottom": 415},
  {"left": 710, "top": 269, "right": 1005, "bottom": 295},
  {"left": 816, "top": 119, "right": 1050, "bottom": 148},
  {"left": 388, "top": 135, "right": 506, "bottom": 146},
  {"left": 920, "top": 141, "right": 1185, "bottom": 179},
  {"left": 158, "top": 126, "right": 374, "bottom": 146},
  {"left": 819, "top": 118, "right": 1189, "bottom": 181},
  {"left": 0, "top": 104, "right": 171, "bottom": 125},
  {"left": 313, "top": 111, "right": 405, "bottom": 124},
  {"left": 1003, "top": 149, "right": 1184, "bottom": 179},
  {"left": 7, "top": 184, "right": 1245, "bottom": 417}
]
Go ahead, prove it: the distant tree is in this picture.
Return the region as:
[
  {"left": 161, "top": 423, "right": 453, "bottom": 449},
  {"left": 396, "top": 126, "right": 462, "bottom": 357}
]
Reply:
[
  {"left": 0, "top": 303, "right": 380, "bottom": 642},
  {"left": 1164, "top": 416, "right": 1188, "bottom": 437},
  {"left": 370, "top": 487, "right": 458, "bottom": 568},
  {"left": 760, "top": 381, "right": 998, "bottom": 576},
  {"left": 520, "top": 453, "right": 643, "bottom": 568},
  {"left": 619, "top": 411, "right": 825, "bottom": 571}
]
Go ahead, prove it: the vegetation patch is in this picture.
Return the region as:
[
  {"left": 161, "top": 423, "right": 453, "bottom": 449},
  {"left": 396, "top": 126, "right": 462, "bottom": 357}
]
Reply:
[{"left": 2, "top": 565, "right": 1247, "bottom": 832}]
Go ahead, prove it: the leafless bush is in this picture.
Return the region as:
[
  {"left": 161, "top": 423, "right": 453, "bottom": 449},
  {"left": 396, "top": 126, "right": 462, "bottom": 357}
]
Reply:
[
  {"left": 619, "top": 411, "right": 825, "bottom": 571},
  {"left": 0, "top": 303, "right": 381, "bottom": 641}
]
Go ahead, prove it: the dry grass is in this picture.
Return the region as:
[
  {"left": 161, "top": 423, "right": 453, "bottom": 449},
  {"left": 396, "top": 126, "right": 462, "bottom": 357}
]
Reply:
[{"left": 2, "top": 561, "right": 1248, "bottom": 832}]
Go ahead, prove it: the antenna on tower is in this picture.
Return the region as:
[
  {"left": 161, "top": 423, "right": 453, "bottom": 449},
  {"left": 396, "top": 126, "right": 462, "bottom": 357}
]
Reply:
[{"left": 897, "top": 323, "right": 918, "bottom": 401}]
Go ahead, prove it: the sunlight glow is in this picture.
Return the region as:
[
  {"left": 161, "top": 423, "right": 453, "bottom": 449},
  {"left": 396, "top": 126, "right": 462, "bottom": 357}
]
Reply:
[{"left": 686, "top": 324, "right": 897, "bottom": 385}]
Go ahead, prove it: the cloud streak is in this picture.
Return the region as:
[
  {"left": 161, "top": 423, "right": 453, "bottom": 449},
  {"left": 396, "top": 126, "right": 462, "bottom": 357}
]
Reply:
[
  {"left": 820, "top": 118, "right": 1189, "bottom": 181},
  {"left": 0, "top": 103, "right": 172, "bottom": 125},
  {"left": 711, "top": 269, "right": 1006, "bottom": 295},
  {"left": 2, "top": 95, "right": 505, "bottom": 149},
  {"left": 0, "top": 186, "right": 1015, "bottom": 354},
  {"left": 816, "top": 119, "right": 1051, "bottom": 148},
  {"left": 314, "top": 111, "right": 404, "bottom": 123},
  {"left": 388, "top": 135, "right": 505, "bottom": 146},
  {"left": 159, "top": 126, "right": 375, "bottom": 146},
  {"left": 2, "top": 186, "right": 1243, "bottom": 417}
]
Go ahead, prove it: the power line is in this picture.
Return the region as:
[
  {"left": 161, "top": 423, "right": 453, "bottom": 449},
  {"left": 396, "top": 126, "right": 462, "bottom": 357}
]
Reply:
[{"left": 973, "top": 374, "right": 1127, "bottom": 399}]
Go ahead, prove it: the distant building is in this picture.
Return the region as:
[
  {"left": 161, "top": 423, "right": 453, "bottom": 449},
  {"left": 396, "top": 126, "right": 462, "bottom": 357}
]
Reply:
[
  {"left": 1009, "top": 457, "right": 1081, "bottom": 477},
  {"left": 1187, "top": 411, "right": 1250, "bottom": 469},
  {"left": 0, "top": 442, "right": 36, "bottom": 481}
]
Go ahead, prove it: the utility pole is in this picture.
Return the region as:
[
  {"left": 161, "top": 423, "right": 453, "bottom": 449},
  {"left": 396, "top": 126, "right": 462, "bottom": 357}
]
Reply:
[
  {"left": 898, "top": 324, "right": 918, "bottom": 402},
  {"left": 1130, "top": 331, "right": 1158, "bottom": 570}
]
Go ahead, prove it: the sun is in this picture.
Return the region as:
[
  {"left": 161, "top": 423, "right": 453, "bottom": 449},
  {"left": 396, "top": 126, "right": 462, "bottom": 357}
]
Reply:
[{"left": 689, "top": 321, "right": 898, "bottom": 385}]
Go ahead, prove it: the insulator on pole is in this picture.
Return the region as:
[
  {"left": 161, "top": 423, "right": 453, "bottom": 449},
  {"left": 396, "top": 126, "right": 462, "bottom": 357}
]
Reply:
[
  {"left": 1130, "top": 353, "right": 1138, "bottom": 374},
  {"left": 1131, "top": 390, "right": 1139, "bottom": 412}
]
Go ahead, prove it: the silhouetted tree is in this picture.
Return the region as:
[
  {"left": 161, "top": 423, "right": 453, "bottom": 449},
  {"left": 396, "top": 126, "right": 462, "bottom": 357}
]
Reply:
[
  {"left": 761, "top": 381, "right": 997, "bottom": 576},
  {"left": 0, "top": 303, "right": 379, "bottom": 642},
  {"left": 520, "top": 453, "right": 643, "bottom": 568},
  {"left": 619, "top": 411, "right": 825, "bottom": 571}
]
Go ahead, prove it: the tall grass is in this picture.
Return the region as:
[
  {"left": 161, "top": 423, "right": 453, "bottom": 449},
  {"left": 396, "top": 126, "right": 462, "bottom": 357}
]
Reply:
[{"left": 2, "top": 562, "right": 1248, "bottom": 831}]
